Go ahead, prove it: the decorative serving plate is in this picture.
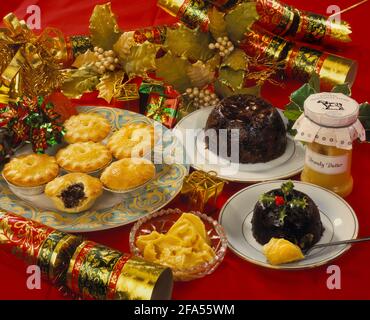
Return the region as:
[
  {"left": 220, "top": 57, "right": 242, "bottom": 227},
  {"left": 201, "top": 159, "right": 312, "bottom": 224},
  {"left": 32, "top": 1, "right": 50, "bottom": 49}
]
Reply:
[
  {"left": 219, "top": 180, "right": 359, "bottom": 270},
  {"left": 174, "top": 106, "right": 305, "bottom": 182},
  {"left": 0, "top": 106, "right": 187, "bottom": 233}
]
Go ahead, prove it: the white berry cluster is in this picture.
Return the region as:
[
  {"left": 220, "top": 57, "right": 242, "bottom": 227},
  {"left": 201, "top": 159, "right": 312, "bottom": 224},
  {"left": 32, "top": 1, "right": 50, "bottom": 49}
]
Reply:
[
  {"left": 208, "top": 36, "right": 234, "bottom": 57},
  {"left": 185, "top": 87, "right": 220, "bottom": 108},
  {"left": 93, "top": 47, "right": 120, "bottom": 74}
]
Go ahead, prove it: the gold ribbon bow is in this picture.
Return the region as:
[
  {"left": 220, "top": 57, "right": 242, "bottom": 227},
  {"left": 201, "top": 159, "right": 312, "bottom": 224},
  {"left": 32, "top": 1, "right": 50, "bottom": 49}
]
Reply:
[{"left": 0, "top": 13, "right": 68, "bottom": 104}]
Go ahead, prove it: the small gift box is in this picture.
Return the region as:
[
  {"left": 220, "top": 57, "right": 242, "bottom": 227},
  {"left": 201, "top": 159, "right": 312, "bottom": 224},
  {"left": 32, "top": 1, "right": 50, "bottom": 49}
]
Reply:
[
  {"left": 181, "top": 170, "right": 226, "bottom": 213},
  {"left": 139, "top": 82, "right": 181, "bottom": 128}
]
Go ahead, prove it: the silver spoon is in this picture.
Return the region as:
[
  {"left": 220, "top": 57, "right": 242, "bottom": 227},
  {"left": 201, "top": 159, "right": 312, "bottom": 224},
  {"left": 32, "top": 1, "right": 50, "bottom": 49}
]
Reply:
[{"left": 305, "top": 236, "right": 370, "bottom": 255}]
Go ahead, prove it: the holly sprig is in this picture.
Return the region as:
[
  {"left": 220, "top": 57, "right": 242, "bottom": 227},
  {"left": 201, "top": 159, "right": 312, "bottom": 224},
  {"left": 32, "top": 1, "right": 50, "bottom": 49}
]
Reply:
[{"left": 259, "top": 181, "right": 308, "bottom": 226}]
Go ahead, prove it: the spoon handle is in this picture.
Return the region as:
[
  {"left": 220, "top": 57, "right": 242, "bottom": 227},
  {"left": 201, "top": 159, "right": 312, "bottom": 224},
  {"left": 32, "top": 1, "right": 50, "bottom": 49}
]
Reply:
[{"left": 307, "top": 236, "right": 370, "bottom": 254}]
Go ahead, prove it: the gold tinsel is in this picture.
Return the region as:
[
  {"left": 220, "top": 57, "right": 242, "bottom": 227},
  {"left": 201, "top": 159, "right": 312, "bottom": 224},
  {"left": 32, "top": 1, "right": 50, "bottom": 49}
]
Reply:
[{"left": 0, "top": 13, "right": 66, "bottom": 102}]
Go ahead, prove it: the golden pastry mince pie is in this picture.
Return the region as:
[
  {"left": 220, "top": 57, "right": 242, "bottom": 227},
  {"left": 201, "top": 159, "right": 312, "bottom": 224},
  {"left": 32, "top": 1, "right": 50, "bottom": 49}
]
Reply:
[
  {"left": 100, "top": 158, "right": 156, "bottom": 191},
  {"left": 2, "top": 154, "right": 59, "bottom": 187},
  {"left": 64, "top": 113, "right": 111, "bottom": 143},
  {"left": 107, "top": 122, "right": 155, "bottom": 159},
  {"left": 56, "top": 142, "right": 112, "bottom": 173},
  {"left": 45, "top": 173, "right": 103, "bottom": 213}
]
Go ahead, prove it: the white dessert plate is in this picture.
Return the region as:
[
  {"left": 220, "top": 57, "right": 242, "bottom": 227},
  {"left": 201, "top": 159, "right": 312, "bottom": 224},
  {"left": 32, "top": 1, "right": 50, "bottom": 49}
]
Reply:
[
  {"left": 174, "top": 106, "right": 305, "bottom": 182},
  {"left": 219, "top": 180, "right": 359, "bottom": 270}
]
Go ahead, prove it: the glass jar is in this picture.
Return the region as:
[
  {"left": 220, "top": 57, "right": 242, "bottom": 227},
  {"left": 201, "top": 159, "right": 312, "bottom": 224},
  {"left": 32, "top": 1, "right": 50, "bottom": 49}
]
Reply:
[{"left": 293, "top": 93, "right": 365, "bottom": 197}]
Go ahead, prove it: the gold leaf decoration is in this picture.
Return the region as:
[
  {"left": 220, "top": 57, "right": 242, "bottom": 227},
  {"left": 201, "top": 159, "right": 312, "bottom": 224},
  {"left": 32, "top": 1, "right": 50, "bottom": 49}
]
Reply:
[
  {"left": 113, "top": 31, "right": 135, "bottom": 60},
  {"left": 156, "top": 52, "right": 192, "bottom": 92},
  {"left": 89, "top": 2, "right": 121, "bottom": 50},
  {"left": 218, "top": 67, "right": 245, "bottom": 90},
  {"left": 206, "top": 54, "right": 222, "bottom": 70},
  {"left": 72, "top": 50, "right": 99, "bottom": 68},
  {"left": 121, "top": 43, "right": 158, "bottom": 77},
  {"left": 61, "top": 68, "right": 100, "bottom": 99},
  {"left": 186, "top": 61, "right": 215, "bottom": 88},
  {"left": 165, "top": 25, "right": 214, "bottom": 61},
  {"left": 215, "top": 79, "right": 261, "bottom": 98},
  {"left": 96, "top": 70, "right": 125, "bottom": 103},
  {"left": 225, "top": 2, "right": 258, "bottom": 43},
  {"left": 208, "top": 7, "right": 227, "bottom": 39},
  {"left": 221, "top": 48, "right": 248, "bottom": 71}
]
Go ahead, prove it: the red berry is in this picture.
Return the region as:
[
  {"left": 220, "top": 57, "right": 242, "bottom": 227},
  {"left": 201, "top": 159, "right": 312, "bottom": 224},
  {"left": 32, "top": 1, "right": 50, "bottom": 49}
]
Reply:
[{"left": 275, "top": 196, "right": 285, "bottom": 206}]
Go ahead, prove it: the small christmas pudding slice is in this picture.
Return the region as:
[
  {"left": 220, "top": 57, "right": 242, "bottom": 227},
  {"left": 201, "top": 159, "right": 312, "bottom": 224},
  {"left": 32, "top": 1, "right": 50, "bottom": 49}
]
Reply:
[
  {"left": 45, "top": 173, "right": 103, "bottom": 213},
  {"left": 251, "top": 181, "right": 324, "bottom": 250}
]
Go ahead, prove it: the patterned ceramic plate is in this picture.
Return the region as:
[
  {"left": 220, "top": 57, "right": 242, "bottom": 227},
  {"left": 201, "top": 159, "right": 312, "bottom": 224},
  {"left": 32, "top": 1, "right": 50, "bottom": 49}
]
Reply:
[
  {"left": 0, "top": 107, "right": 187, "bottom": 233},
  {"left": 219, "top": 180, "right": 359, "bottom": 270}
]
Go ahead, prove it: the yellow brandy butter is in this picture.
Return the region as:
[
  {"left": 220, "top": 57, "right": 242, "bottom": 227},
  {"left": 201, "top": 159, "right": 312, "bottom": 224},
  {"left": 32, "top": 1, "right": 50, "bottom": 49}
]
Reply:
[
  {"left": 293, "top": 93, "right": 365, "bottom": 198},
  {"left": 263, "top": 238, "right": 304, "bottom": 265},
  {"left": 136, "top": 213, "right": 215, "bottom": 269},
  {"left": 301, "top": 142, "right": 353, "bottom": 197}
]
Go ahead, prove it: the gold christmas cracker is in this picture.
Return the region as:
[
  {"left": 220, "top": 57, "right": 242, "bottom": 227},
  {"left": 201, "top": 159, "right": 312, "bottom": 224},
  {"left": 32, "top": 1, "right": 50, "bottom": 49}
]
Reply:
[
  {"left": 255, "top": 0, "right": 352, "bottom": 45},
  {"left": 157, "top": 0, "right": 210, "bottom": 31},
  {"left": 67, "top": 241, "right": 173, "bottom": 300},
  {"left": 241, "top": 29, "right": 357, "bottom": 90},
  {"left": 0, "top": 211, "right": 83, "bottom": 284}
]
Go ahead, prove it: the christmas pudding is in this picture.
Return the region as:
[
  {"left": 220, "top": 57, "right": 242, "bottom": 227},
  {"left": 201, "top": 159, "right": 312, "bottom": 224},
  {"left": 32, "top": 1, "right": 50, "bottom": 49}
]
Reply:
[
  {"left": 251, "top": 181, "right": 324, "bottom": 250},
  {"left": 204, "top": 94, "right": 287, "bottom": 163}
]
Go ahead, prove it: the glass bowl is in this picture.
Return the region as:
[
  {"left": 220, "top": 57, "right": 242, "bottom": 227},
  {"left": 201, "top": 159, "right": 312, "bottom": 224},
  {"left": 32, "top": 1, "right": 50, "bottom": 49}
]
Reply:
[{"left": 129, "top": 208, "right": 227, "bottom": 281}]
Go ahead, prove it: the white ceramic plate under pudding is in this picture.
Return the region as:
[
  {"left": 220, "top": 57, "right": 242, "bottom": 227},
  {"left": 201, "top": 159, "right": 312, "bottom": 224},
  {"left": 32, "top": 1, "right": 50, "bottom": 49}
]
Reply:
[
  {"left": 219, "top": 180, "right": 359, "bottom": 270},
  {"left": 174, "top": 106, "right": 305, "bottom": 182}
]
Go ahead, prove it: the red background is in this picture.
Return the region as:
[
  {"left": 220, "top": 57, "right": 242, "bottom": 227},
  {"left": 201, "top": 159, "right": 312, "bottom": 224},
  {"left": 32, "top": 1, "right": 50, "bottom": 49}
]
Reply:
[{"left": 0, "top": 0, "right": 370, "bottom": 300}]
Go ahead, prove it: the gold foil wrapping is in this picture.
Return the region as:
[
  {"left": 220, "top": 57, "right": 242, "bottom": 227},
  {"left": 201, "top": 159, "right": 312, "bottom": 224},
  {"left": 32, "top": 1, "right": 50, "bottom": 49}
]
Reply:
[
  {"left": 255, "top": 0, "right": 351, "bottom": 45},
  {"left": 0, "top": 212, "right": 173, "bottom": 300},
  {"left": 67, "top": 241, "right": 173, "bottom": 300},
  {"left": 157, "top": 0, "right": 210, "bottom": 31},
  {"left": 181, "top": 170, "right": 226, "bottom": 212},
  {"left": 241, "top": 29, "right": 357, "bottom": 90}
]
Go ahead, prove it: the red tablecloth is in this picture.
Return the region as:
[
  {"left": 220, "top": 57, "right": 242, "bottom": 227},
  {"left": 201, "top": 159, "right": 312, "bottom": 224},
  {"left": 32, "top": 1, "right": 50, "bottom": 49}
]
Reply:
[{"left": 1, "top": 0, "right": 370, "bottom": 300}]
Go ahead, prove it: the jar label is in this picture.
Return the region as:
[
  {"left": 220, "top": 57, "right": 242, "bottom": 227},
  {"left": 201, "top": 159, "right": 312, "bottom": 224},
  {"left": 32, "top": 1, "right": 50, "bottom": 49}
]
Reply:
[{"left": 305, "top": 148, "right": 348, "bottom": 175}]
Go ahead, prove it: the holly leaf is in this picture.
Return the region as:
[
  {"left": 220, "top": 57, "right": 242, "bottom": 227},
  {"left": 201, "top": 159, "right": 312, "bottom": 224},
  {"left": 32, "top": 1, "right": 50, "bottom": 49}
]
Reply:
[
  {"left": 206, "top": 54, "right": 222, "bottom": 70},
  {"left": 359, "top": 102, "right": 370, "bottom": 142},
  {"left": 214, "top": 78, "right": 261, "bottom": 98},
  {"left": 72, "top": 50, "right": 99, "bottom": 68},
  {"left": 61, "top": 68, "right": 99, "bottom": 99},
  {"left": 221, "top": 49, "right": 248, "bottom": 71},
  {"left": 331, "top": 83, "right": 351, "bottom": 96},
  {"left": 225, "top": 2, "right": 258, "bottom": 43},
  {"left": 290, "top": 83, "right": 316, "bottom": 108},
  {"left": 208, "top": 6, "right": 227, "bottom": 39},
  {"left": 278, "top": 207, "right": 287, "bottom": 225},
  {"left": 165, "top": 25, "right": 214, "bottom": 61},
  {"left": 308, "top": 73, "right": 320, "bottom": 92},
  {"left": 284, "top": 101, "right": 303, "bottom": 135},
  {"left": 218, "top": 67, "right": 245, "bottom": 90},
  {"left": 122, "top": 43, "right": 158, "bottom": 77},
  {"left": 156, "top": 52, "right": 192, "bottom": 92},
  {"left": 96, "top": 70, "right": 125, "bottom": 103},
  {"left": 89, "top": 3, "right": 121, "bottom": 50},
  {"left": 281, "top": 180, "right": 294, "bottom": 195},
  {"left": 259, "top": 193, "right": 275, "bottom": 206}
]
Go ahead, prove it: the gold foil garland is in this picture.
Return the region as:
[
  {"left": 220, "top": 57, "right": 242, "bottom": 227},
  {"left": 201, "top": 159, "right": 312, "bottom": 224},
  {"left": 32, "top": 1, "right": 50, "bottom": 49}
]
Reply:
[{"left": 0, "top": 13, "right": 67, "bottom": 102}]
